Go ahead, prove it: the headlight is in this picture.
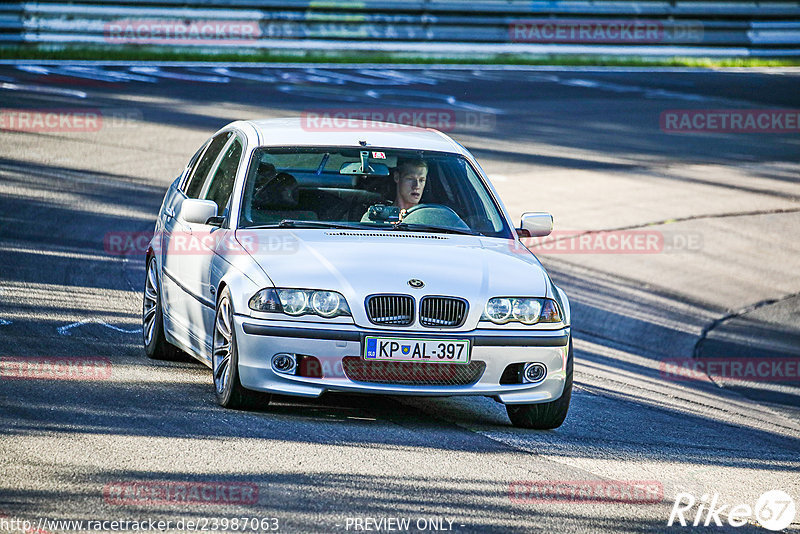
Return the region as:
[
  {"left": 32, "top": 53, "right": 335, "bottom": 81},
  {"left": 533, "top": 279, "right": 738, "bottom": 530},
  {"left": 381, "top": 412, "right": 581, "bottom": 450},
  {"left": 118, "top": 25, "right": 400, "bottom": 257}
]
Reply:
[
  {"left": 512, "top": 298, "right": 542, "bottom": 325},
  {"left": 249, "top": 288, "right": 351, "bottom": 318},
  {"left": 310, "top": 290, "right": 344, "bottom": 318},
  {"left": 484, "top": 297, "right": 512, "bottom": 323},
  {"left": 279, "top": 289, "right": 309, "bottom": 316},
  {"left": 482, "top": 297, "right": 562, "bottom": 325}
]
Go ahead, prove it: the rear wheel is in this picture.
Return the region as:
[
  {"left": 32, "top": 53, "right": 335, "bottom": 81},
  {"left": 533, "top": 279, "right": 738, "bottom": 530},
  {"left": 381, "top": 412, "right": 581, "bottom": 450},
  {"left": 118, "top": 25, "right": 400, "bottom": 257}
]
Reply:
[
  {"left": 506, "top": 337, "right": 573, "bottom": 429},
  {"left": 212, "top": 288, "right": 271, "bottom": 409},
  {"left": 142, "top": 256, "right": 181, "bottom": 360}
]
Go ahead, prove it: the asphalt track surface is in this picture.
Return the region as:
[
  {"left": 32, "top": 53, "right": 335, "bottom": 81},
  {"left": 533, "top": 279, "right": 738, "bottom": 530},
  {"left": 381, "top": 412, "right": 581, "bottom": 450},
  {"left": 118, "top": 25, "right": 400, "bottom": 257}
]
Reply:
[{"left": 0, "top": 64, "right": 799, "bottom": 533}]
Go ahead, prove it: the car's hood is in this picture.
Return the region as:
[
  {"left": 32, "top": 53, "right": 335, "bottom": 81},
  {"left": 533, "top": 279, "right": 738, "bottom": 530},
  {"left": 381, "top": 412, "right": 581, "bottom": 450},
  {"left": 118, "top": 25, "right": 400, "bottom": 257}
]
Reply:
[{"left": 238, "top": 229, "right": 549, "bottom": 328}]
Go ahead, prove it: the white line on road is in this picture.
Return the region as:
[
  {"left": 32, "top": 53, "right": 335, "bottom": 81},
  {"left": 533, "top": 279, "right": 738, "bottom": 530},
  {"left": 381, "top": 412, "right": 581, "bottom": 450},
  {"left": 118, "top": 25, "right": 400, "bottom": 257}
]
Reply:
[
  {"left": 129, "top": 66, "right": 229, "bottom": 83},
  {"left": 359, "top": 69, "right": 439, "bottom": 86},
  {"left": 305, "top": 68, "right": 412, "bottom": 86},
  {"left": 364, "top": 88, "right": 504, "bottom": 114},
  {"left": 61, "top": 66, "right": 158, "bottom": 83},
  {"left": 205, "top": 67, "right": 279, "bottom": 83},
  {"left": 0, "top": 82, "right": 87, "bottom": 98},
  {"left": 16, "top": 64, "right": 156, "bottom": 83},
  {"left": 561, "top": 78, "right": 709, "bottom": 101},
  {"left": 57, "top": 320, "right": 141, "bottom": 336}
]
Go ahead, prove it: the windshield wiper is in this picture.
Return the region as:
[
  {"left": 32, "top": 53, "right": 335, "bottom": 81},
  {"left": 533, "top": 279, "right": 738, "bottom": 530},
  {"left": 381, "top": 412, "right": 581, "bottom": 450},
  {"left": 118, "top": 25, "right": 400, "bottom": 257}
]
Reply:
[
  {"left": 391, "top": 223, "right": 481, "bottom": 236},
  {"left": 246, "top": 220, "right": 480, "bottom": 235},
  {"left": 247, "top": 220, "right": 375, "bottom": 230}
]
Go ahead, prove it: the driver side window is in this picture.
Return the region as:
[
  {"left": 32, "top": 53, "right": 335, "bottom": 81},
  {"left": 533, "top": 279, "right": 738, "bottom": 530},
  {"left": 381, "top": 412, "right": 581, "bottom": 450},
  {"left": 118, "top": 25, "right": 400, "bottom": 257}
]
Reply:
[{"left": 183, "top": 131, "right": 232, "bottom": 198}]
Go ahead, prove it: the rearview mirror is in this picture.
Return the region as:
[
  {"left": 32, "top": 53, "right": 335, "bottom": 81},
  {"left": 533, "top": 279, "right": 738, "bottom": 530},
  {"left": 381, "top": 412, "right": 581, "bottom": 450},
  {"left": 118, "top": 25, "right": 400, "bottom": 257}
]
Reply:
[
  {"left": 177, "top": 198, "right": 218, "bottom": 225},
  {"left": 339, "top": 161, "right": 390, "bottom": 176},
  {"left": 339, "top": 150, "right": 390, "bottom": 176},
  {"left": 518, "top": 212, "right": 553, "bottom": 237}
]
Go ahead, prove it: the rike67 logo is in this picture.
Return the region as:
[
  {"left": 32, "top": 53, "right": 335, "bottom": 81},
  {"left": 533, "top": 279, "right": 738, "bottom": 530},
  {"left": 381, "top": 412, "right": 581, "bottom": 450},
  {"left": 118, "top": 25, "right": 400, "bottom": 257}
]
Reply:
[{"left": 668, "top": 490, "right": 796, "bottom": 531}]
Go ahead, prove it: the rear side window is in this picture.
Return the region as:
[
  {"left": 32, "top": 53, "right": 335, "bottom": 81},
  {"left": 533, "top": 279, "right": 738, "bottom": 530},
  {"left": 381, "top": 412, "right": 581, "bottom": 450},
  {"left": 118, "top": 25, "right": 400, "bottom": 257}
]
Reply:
[
  {"left": 184, "top": 131, "right": 232, "bottom": 198},
  {"left": 204, "top": 138, "right": 243, "bottom": 216}
]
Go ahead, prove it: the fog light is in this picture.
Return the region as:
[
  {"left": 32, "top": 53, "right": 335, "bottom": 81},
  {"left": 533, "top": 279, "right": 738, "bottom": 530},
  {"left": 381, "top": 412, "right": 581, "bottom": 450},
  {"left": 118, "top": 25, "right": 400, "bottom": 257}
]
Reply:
[
  {"left": 522, "top": 362, "right": 547, "bottom": 384},
  {"left": 271, "top": 353, "right": 297, "bottom": 375}
]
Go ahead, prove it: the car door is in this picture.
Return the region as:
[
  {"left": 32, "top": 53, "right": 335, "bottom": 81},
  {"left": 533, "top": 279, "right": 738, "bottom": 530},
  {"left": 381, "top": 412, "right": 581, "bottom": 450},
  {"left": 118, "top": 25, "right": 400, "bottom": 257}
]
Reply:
[
  {"left": 161, "top": 131, "right": 232, "bottom": 340},
  {"left": 177, "top": 134, "right": 245, "bottom": 355}
]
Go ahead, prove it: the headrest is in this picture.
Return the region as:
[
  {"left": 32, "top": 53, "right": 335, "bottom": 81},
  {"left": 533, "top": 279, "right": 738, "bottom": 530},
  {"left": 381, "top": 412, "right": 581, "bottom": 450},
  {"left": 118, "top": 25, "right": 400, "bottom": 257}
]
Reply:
[{"left": 253, "top": 172, "right": 299, "bottom": 209}]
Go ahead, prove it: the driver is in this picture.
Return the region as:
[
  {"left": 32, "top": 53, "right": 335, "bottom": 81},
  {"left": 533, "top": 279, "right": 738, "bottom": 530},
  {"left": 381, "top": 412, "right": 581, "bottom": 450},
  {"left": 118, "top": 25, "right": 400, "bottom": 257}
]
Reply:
[
  {"left": 360, "top": 157, "right": 428, "bottom": 223},
  {"left": 393, "top": 158, "right": 428, "bottom": 212}
]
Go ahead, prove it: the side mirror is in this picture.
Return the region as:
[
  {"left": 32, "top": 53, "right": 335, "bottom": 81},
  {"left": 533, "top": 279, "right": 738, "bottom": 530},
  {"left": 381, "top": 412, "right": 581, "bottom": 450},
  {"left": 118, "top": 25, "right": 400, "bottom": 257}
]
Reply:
[
  {"left": 518, "top": 212, "right": 553, "bottom": 237},
  {"left": 177, "top": 198, "right": 217, "bottom": 225}
]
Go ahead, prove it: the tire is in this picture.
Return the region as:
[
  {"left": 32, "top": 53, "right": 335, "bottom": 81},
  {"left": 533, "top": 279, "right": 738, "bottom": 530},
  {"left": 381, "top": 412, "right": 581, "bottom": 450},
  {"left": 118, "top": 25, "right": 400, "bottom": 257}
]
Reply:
[
  {"left": 506, "top": 337, "right": 573, "bottom": 430},
  {"left": 212, "top": 287, "right": 271, "bottom": 409},
  {"left": 142, "top": 255, "right": 181, "bottom": 360}
]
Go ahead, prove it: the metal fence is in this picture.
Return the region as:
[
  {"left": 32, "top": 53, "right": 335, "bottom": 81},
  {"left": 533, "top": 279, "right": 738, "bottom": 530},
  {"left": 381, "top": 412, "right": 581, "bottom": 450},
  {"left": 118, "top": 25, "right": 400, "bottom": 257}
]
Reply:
[{"left": 2, "top": 1, "right": 800, "bottom": 56}]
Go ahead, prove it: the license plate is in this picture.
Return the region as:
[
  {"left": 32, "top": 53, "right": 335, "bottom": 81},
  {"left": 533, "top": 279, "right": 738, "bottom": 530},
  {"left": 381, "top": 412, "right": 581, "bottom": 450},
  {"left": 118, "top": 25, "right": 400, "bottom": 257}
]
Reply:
[{"left": 364, "top": 337, "right": 470, "bottom": 363}]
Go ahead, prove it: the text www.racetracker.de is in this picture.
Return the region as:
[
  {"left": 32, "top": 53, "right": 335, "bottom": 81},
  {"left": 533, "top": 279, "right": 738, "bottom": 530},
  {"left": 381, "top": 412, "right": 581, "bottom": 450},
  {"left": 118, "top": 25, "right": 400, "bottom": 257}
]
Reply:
[{"left": 0, "top": 516, "right": 280, "bottom": 532}]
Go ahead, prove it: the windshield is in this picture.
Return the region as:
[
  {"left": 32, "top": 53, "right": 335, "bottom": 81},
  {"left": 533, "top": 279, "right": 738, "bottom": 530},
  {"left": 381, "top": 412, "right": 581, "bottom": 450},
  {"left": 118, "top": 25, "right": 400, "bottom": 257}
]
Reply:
[{"left": 238, "top": 147, "right": 512, "bottom": 238}]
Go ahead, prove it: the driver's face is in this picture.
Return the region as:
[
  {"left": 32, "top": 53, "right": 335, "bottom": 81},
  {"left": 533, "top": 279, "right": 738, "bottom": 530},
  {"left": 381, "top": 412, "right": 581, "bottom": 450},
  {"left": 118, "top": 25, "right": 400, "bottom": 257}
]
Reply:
[{"left": 394, "top": 165, "right": 427, "bottom": 210}]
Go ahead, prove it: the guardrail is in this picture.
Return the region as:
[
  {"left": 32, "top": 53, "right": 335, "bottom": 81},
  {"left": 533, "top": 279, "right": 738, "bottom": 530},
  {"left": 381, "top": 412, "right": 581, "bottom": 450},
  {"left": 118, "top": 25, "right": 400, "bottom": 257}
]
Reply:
[{"left": 1, "top": 1, "right": 799, "bottom": 56}]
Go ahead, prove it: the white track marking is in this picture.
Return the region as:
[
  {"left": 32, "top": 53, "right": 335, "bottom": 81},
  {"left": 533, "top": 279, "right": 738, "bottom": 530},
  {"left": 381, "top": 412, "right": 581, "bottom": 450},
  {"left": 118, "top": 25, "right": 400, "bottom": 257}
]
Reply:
[
  {"left": 205, "top": 67, "right": 279, "bottom": 82},
  {"left": 0, "top": 82, "right": 87, "bottom": 98},
  {"left": 57, "top": 320, "right": 141, "bottom": 336},
  {"left": 275, "top": 84, "right": 365, "bottom": 102},
  {"left": 57, "top": 321, "right": 88, "bottom": 335},
  {"left": 358, "top": 68, "right": 439, "bottom": 85},
  {"left": 16, "top": 65, "right": 50, "bottom": 75},
  {"left": 364, "top": 88, "right": 503, "bottom": 114},
  {"left": 561, "top": 78, "right": 710, "bottom": 101},
  {"left": 129, "top": 66, "right": 229, "bottom": 83},
  {"left": 27, "top": 65, "right": 134, "bottom": 83},
  {"left": 61, "top": 66, "right": 157, "bottom": 83},
  {"left": 304, "top": 68, "right": 411, "bottom": 85},
  {"left": 278, "top": 70, "right": 344, "bottom": 84}
]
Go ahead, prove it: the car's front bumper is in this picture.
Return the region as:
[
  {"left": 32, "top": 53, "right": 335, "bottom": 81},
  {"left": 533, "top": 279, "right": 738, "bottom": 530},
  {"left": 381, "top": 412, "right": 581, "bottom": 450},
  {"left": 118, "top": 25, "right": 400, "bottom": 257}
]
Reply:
[{"left": 233, "top": 316, "right": 570, "bottom": 405}]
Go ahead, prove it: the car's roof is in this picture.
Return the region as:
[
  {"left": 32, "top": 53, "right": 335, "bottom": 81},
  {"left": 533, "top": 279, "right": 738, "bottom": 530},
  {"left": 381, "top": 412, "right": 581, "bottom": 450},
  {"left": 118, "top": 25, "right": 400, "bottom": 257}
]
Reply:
[{"left": 229, "top": 118, "right": 464, "bottom": 154}]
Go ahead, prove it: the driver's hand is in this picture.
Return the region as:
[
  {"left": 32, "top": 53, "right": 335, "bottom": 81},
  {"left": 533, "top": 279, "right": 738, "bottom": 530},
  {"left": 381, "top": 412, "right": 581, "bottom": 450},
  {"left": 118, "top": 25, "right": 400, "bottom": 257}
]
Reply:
[{"left": 398, "top": 208, "right": 407, "bottom": 222}]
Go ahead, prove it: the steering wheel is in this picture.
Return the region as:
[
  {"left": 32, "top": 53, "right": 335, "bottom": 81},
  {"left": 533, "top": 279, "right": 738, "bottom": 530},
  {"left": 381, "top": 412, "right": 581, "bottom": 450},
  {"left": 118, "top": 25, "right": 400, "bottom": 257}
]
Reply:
[{"left": 400, "top": 204, "right": 471, "bottom": 230}]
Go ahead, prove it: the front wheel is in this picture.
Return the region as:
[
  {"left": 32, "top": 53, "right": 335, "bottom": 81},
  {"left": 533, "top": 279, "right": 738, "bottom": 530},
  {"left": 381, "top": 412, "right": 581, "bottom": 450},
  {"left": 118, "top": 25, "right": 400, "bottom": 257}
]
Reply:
[
  {"left": 506, "top": 338, "right": 573, "bottom": 429},
  {"left": 212, "top": 288, "right": 271, "bottom": 409}
]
